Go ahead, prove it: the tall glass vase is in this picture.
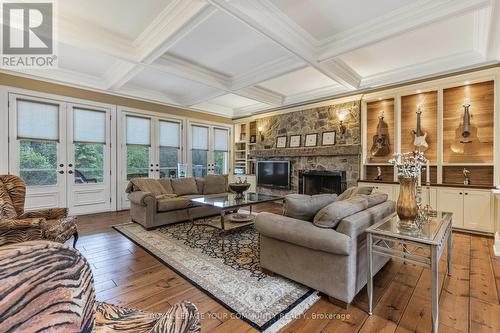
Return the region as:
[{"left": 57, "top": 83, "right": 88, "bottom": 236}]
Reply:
[{"left": 397, "top": 177, "right": 418, "bottom": 230}]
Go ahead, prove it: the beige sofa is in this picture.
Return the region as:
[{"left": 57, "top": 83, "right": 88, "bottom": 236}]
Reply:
[
  {"left": 255, "top": 192, "right": 395, "bottom": 306},
  {"left": 126, "top": 175, "right": 229, "bottom": 229}
]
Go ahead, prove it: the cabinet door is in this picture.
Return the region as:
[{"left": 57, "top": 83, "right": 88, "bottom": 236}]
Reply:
[
  {"left": 463, "top": 190, "right": 492, "bottom": 232},
  {"left": 437, "top": 188, "right": 464, "bottom": 227}
]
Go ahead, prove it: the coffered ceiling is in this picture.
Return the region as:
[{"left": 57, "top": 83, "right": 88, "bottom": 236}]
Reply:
[{"left": 5, "top": 0, "right": 500, "bottom": 118}]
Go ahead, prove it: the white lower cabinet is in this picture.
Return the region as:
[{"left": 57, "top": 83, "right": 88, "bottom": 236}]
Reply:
[
  {"left": 359, "top": 182, "right": 494, "bottom": 234},
  {"left": 437, "top": 188, "right": 492, "bottom": 233}
]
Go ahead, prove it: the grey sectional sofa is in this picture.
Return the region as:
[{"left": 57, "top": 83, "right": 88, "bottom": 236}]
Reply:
[
  {"left": 255, "top": 192, "right": 396, "bottom": 306},
  {"left": 126, "top": 175, "right": 229, "bottom": 229}
]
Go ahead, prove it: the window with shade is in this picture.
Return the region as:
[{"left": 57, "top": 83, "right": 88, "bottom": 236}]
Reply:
[
  {"left": 191, "top": 125, "right": 208, "bottom": 178},
  {"left": 126, "top": 116, "right": 151, "bottom": 180},
  {"left": 213, "top": 128, "right": 229, "bottom": 175},
  {"left": 17, "top": 99, "right": 59, "bottom": 186},
  {"left": 73, "top": 108, "right": 106, "bottom": 184},
  {"left": 159, "top": 120, "right": 180, "bottom": 178}
]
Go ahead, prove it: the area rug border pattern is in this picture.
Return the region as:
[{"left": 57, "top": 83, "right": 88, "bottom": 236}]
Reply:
[{"left": 112, "top": 223, "right": 317, "bottom": 332}]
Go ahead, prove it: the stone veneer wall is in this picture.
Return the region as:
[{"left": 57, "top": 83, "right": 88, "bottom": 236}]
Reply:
[{"left": 253, "top": 100, "right": 361, "bottom": 195}]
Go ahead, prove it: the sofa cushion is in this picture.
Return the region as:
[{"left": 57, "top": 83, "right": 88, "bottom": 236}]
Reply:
[
  {"left": 157, "top": 197, "right": 191, "bottom": 212},
  {"left": 157, "top": 179, "right": 174, "bottom": 194},
  {"left": 171, "top": 178, "right": 199, "bottom": 196},
  {"left": 284, "top": 193, "right": 338, "bottom": 221},
  {"left": 313, "top": 196, "right": 369, "bottom": 229},
  {"left": 203, "top": 175, "right": 228, "bottom": 194},
  {"left": 337, "top": 186, "right": 373, "bottom": 201},
  {"left": 128, "top": 178, "right": 166, "bottom": 196}
]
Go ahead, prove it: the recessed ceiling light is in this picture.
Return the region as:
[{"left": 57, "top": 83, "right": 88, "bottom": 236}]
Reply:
[
  {"left": 465, "top": 81, "right": 470, "bottom": 85},
  {"left": 416, "top": 90, "right": 421, "bottom": 93},
  {"left": 378, "top": 97, "right": 382, "bottom": 100}
]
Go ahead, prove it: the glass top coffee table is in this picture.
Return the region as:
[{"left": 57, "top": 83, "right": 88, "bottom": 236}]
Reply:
[
  {"left": 186, "top": 192, "right": 284, "bottom": 249},
  {"left": 366, "top": 211, "right": 453, "bottom": 333}
]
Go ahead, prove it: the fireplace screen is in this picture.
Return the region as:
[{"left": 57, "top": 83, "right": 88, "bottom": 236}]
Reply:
[{"left": 298, "top": 170, "right": 347, "bottom": 195}]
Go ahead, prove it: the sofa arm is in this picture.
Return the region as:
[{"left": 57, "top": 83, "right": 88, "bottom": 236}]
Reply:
[
  {"left": 255, "top": 212, "right": 352, "bottom": 255},
  {"left": 0, "top": 218, "right": 44, "bottom": 231},
  {"left": 128, "top": 191, "right": 156, "bottom": 206}
]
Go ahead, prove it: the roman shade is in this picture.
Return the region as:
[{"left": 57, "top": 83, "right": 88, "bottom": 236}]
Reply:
[
  {"left": 73, "top": 108, "right": 106, "bottom": 144},
  {"left": 17, "top": 100, "right": 59, "bottom": 141},
  {"left": 191, "top": 125, "right": 208, "bottom": 150},
  {"left": 126, "top": 116, "right": 150, "bottom": 146},
  {"left": 213, "top": 128, "right": 229, "bottom": 151},
  {"left": 159, "top": 121, "right": 180, "bottom": 148}
]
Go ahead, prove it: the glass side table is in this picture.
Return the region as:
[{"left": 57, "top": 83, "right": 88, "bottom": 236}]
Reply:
[{"left": 366, "top": 211, "right": 453, "bottom": 333}]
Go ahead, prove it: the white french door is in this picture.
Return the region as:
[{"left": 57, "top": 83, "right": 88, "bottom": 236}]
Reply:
[
  {"left": 119, "top": 112, "right": 183, "bottom": 209},
  {"left": 8, "top": 94, "right": 113, "bottom": 214}
]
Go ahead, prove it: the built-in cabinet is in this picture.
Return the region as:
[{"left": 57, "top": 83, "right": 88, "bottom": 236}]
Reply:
[{"left": 361, "top": 181, "right": 494, "bottom": 233}]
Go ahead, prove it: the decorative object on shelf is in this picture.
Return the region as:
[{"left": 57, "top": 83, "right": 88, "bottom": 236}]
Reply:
[
  {"left": 177, "top": 163, "right": 188, "bottom": 178},
  {"left": 258, "top": 126, "right": 264, "bottom": 142},
  {"left": 336, "top": 108, "right": 351, "bottom": 142},
  {"left": 229, "top": 177, "right": 251, "bottom": 199},
  {"left": 289, "top": 135, "right": 301, "bottom": 148},
  {"left": 276, "top": 136, "right": 287, "bottom": 148},
  {"left": 451, "top": 98, "right": 481, "bottom": 154},
  {"left": 321, "top": 131, "right": 336, "bottom": 146},
  {"left": 304, "top": 133, "right": 318, "bottom": 147},
  {"left": 240, "top": 133, "right": 246, "bottom": 141},
  {"left": 389, "top": 151, "right": 428, "bottom": 231},
  {"left": 412, "top": 103, "right": 428, "bottom": 151},
  {"left": 375, "top": 166, "right": 383, "bottom": 181},
  {"left": 463, "top": 168, "right": 470, "bottom": 185},
  {"left": 250, "top": 135, "right": 256, "bottom": 143},
  {"left": 370, "top": 110, "right": 390, "bottom": 157}
]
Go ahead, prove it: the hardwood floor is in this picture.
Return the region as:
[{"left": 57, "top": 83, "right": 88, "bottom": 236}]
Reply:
[{"left": 74, "top": 205, "right": 500, "bottom": 333}]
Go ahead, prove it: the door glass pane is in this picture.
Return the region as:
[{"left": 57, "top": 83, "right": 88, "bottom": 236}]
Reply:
[
  {"left": 127, "top": 146, "right": 150, "bottom": 180},
  {"left": 159, "top": 147, "right": 179, "bottom": 178},
  {"left": 19, "top": 140, "right": 57, "bottom": 186},
  {"left": 214, "top": 151, "right": 228, "bottom": 175},
  {"left": 74, "top": 109, "right": 106, "bottom": 143},
  {"left": 17, "top": 100, "right": 59, "bottom": 141},
  {"left": 74, "top": 143, "right": 104, "bottom": 183},
  {"left": 192, "top": 150, "right": 207, "bottom": 178},
  {"left": 126, "top": 116, "right": 150, "bottom": 145}
]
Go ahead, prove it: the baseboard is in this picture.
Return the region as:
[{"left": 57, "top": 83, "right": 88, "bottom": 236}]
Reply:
[{"left": 494, "top": 232, "right": 500, "bottom": 257}]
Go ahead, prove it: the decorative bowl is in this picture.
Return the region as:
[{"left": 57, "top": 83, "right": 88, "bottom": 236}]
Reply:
[{"left": 228, "top": 182, "right": 251, "bottom": 199}]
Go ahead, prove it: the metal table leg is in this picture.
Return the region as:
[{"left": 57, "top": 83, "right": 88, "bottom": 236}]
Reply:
[
  {"left": 220, "top": 210, "right": 226, "bottom": 251},
  {"left": 431, "top": 245, "right": 439, "bottom": 333},
  {"left": 367, "top": 232, "right": 373, "bottom": 315},
  {"left": 447, "top": 230, "right": 452, "bottom": 276}
]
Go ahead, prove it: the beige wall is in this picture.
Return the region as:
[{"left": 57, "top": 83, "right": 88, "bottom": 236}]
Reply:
[{"left": 0, "top": 72, "right": 232, "bottom": 124}]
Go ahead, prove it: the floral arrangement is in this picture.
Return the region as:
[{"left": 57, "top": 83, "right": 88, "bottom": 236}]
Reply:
[{"left": 389, "top": 151, "right": 428, "bottom": 179}]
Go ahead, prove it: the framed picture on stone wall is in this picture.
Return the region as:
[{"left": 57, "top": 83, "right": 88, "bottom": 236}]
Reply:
[
  {"left": 276, "top": 136, "right": 287, "bottom": 148},
  {"left": 289, "top": 135, "right": 301, "bottom": 148},
  {"left": 304, "top": 133, "right": 318, "bottom": 147},
  {"left": 322, "top": 131, "right": 336, "bottom": 146}
]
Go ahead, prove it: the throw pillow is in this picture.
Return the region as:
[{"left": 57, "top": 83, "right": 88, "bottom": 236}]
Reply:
[
  {"left": 129, "top": 178, "right": 167, "bottom": 196},
  {"left": 157, "top": 179, "right": 174, "bottom": 194},
  {"left": 284, "top": 193, "right": 338, "bottom": 221},
  {"left": 337, "top": 186, "right": 374, "bottom": 201},
  {"left": 171, "top": 178, "right": 199, "bottom": 196},
  {"left": 313, "top": 196, "right": 369, "bottom": 228},
  {"left": 203, "top": 175, "right": 228, "bottom": 194},
  {"left": 0, "top": 180, "right": 18, "bottom": 219},
  {"left": 356, "top": 192, "right": 388, "bottom": 208}
]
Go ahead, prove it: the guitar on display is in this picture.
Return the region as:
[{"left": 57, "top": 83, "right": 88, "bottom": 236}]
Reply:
[
  {"left": 412, "top": 103, "right": 428, "bottom": 151},
  {"left": 370, "top": 110, "right": 390, "bottom": 157},
  {"left": 450, "top": 98, "right": 481, "bottom": 154}
]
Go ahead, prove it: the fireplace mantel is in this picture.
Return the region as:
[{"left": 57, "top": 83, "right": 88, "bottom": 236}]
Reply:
[{"left": 249, "top": 145, "right": 361, "bottom": 159}]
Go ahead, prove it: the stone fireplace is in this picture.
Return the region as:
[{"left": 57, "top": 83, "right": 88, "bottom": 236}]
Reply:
[{"left": 298, "top": 170, "right": 347, "bottom": 195}]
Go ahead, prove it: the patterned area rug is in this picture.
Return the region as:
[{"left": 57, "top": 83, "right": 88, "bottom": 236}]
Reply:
[{"left": 114, "top": 216, "right": 320, "bottom": 332}]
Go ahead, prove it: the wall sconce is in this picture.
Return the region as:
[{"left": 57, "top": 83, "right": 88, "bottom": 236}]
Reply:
[
  {"left": 336, "top": 108, "right": 351, "bottom": 139},
  {"left": 258, "top": 126, "right": 264, "bottom": 141}
]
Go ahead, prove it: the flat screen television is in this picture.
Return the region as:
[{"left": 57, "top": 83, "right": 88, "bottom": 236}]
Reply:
[{"left": 257, "top": 161, "right": 291, "bottom": 189}]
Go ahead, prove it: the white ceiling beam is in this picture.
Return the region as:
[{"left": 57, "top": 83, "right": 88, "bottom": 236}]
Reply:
[
  {"left": 238, "top": 86, "right": 284, "bottom": 106},
  {"left": 207, "top": 0, "right": 361, "bottom": 90},
  {"left": 318, "top": 0, "right": 492, "bottom": 61},
  {"left": 473, "top": 6, "right": 493, "bottom": 58},
  {"left": 486, "top": 0, "right": 500, "bottom": 59}
]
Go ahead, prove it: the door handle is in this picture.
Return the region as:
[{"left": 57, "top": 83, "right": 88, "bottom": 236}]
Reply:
[
  {"left": 59, "top": 163, "right": 64, "bottom": 167},
  {"left": 459, "top": 192, "right": 463, "bottom": 195},
  {"left": 465, "top": 192, "right": 468, "bottom": 195},
  {"left": 155, "top": 169, "right": 159, "bottom": 172},
  {"left": 68, "top": 163, "right": 73, "bottom": 167},
  {"left": 150, "top": 169, "right": 154, "bottom": 172},
  {"left": 58, "top": 170, "right": 64, "bottom": 174},
  {"left": 68, "top": 170, "right": 74, "bottom": 174}
]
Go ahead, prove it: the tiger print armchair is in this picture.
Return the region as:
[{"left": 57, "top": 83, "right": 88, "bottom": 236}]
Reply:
[
  {"left": 0, "top": 174, "right": 78, "bottom": 247},
  {"left": 0, "top": 241, "right": 201, "bottom": 333}
]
